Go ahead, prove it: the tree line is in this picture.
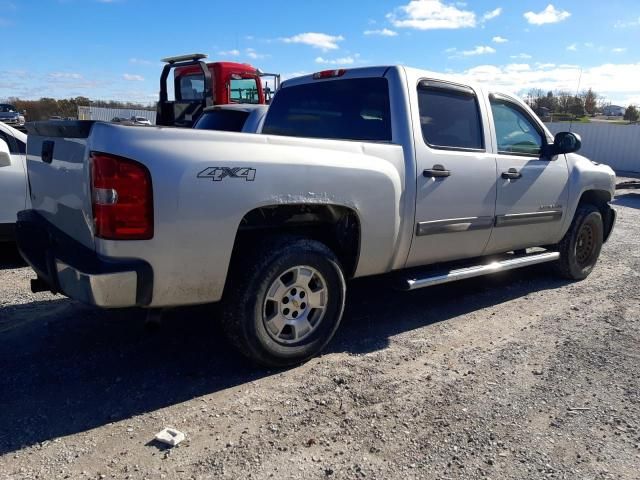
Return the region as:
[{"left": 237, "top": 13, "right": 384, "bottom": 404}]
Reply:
[
  {"left": 524, "top": 88, "right": 639, "bottom": 121},
  {"left": 3, "top": 91, "right": 638, "bottom": 123},
  {"left": 0, "top": 97, "right": 156, "bottom": 121}
]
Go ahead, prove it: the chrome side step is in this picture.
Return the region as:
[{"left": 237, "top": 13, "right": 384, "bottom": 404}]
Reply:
[{"left": 402, "top": 251, "right": 560, "bottom": 291}]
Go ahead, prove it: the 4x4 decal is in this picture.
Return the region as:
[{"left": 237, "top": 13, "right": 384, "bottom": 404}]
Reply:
[{"left": 197, "top": 167, "right": 256, "bottom": 182}]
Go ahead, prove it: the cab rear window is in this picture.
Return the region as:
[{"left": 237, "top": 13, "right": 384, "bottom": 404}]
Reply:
[
  {"left": 178, "top": 74, "right": 205, "bottom": 100},
  {"left": 262, "top": 78, "right": 392, "bottom": 142}
]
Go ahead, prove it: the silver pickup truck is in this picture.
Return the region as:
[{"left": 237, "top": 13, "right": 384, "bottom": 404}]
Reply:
[{"left": 18, "top": 66, "right": 616, "bottom": 366}]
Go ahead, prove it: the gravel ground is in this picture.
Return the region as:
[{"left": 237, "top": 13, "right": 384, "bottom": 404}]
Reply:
[{"left": 1, "top": 190, "right": 639, "bottom": 480}]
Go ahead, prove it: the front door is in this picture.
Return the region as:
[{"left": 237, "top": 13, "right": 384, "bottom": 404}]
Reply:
[
  {"left": 406, "top": 80, "right": 497, "bottom": 267},
  {"left": 484, "top": 94, "right": 569, "bottom": 254}
]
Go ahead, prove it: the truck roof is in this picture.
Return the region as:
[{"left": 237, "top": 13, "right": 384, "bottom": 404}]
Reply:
[
  {"left": 211, "top": 61, "right": 258, "bottom": 71},
  {"left": 176, "top": 61, "right": 258, "bottom": 77},
  {"left": 280, "top": 65, "right": 511, "bottom": 100},
  {"left": 281, "top": 66, "right": 392, "bottom": 88},
  {"left": 276, "top": 65, "right": 544, "bottom": 142}
]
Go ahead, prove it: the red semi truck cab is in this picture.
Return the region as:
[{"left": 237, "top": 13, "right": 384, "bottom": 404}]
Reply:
[
  {"left": 176, "top": 61, "right": 265, "bottom": 105},
  {"left": 157, "top": 53, "right": 280, "bottom": 128}
]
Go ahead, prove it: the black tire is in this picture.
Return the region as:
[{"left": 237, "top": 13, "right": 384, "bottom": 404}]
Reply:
[
  {"left": 222, "top": 236, "right": 346, "bottom": 367},
  {"left": 554, "top": 204, "right": 603, "bottom": 280}
]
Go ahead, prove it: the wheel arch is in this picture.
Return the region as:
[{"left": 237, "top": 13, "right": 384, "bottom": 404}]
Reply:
[
  {"left": 577, "top": 189, "right": 615, "bottom": 242},
  {"left": 230, "top": 203, "right": 362, "bottom": 279}
]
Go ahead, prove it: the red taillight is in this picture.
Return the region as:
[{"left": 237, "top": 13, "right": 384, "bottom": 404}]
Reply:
[
  {"left": 91, "top": 152, "right": 153, "bottom": 240},
  {"left": 312, "top": 69, "right": 347, "bottom": 80}
]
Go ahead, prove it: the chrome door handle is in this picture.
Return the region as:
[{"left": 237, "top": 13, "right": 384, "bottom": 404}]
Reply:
[
  {"left": 502, "top": 168, "right": 522, "bottom": 180},
  {"left": 423, "top": 165, "right": 451, "bottom": 178}
]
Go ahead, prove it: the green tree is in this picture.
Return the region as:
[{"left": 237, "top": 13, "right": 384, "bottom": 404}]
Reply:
[
  {"left": 624, "top": 105, "right": 639, "bottom": 122},
  {"left": 0, "top": 96, "right": 155, "bottom": 121},
  {"left": 526, "top": 88, "right": 545, "bottom": 110},
  {"left": 543, "top": 91, "right": 558, "bottom": 111},
  {"left": 555, "top": 90, "right": 573, "bottom": 113},
  {"left": 569, "top": 97, "right": 585, "bottom": 116},
  {"left": 74, "top": 96, "right": 91, "bottom": 106},
  {"left": 583, "top": 88, "right": 597, "bottom": 115}
]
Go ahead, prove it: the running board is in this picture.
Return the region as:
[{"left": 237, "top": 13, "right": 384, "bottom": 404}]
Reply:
[{"left": 402, "top": 251, "right": 560, "bottom": 291}]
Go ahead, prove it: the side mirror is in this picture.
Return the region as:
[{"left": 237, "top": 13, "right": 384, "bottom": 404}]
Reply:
[
  {"left": 553, "top": 131, "right": 582, "bottom": 155},
  {"left": 0, "top": 138, "right": 11, "bottom": 167}
]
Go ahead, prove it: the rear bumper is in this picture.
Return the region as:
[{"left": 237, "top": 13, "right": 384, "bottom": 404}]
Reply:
[{"left": 16, "top": 210, "right": 153, "bottom": 308}]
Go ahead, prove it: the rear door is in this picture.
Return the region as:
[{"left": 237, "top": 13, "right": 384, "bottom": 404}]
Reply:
[
  {"left": 406, "top": 80, "right": 497, "bottom": 267},
  {"left": 0, "top": 127, "right": 27, "bottom": 226},
  {"left": 484, "top": 94, "right": 569, "bottom": 254}
]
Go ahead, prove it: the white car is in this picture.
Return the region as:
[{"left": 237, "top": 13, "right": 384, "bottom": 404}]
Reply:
[
  {"left": 131, "top": 116, "right": 152, "bottom": 126},
  {"left": 0, "top": 121, "right": 27, "bottom": 242},
  {"left": 0, "top": 103, "right": 25, "bottom": 128}
]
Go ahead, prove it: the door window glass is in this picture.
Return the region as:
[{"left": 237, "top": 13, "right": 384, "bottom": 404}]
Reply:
[
  {"left": 16, "top": 137, "right": 25, "bottom": 154},
  {"left": 490, "top": 99, "right": 543, "bottom": 155},
  {"left": 0, "top": 130, "right": 18, "bottom": 154},
  {"left": 417, "top": 84, "right": 484, "bottom": 150}
]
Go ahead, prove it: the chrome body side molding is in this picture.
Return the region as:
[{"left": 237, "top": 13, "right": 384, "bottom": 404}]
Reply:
[
  {"left": 416, "top": 216, "right": 494, "bottom": 236},
  {"left": 494, "top": 210, "right": 563, "bottom": 227}
]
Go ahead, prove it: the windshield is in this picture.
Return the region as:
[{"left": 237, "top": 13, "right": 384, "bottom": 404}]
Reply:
[
  {"left": 194, "top": 110, "right": 250, "bottom": 132},
  {"left": 230, "top": 78, "right": 260, "bottom": 104},
  {"left": 0, "top": 104, "right": 17, "bottom": 113}
]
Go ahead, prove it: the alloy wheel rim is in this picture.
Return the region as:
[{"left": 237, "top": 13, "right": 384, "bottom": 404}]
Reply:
[{"left": 262, "top": 266, "right": 328, "bottom": 345}]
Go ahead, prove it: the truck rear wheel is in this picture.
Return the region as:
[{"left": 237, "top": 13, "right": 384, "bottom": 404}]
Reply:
[
  {"left": 554, "top": 204, "right": 603, "bottom": 280},
  {"left": 222, "top": 236, "right": 346, "bottom": 367}
]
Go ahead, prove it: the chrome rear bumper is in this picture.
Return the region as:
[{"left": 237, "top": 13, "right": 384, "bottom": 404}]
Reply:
[{"left": 16, "top": 210, "right": 153, "bottom": 308}]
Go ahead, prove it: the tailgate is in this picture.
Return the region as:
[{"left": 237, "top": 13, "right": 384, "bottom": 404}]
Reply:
[{"left": 25, "top": 121, "right": 96, "bottom": 249}]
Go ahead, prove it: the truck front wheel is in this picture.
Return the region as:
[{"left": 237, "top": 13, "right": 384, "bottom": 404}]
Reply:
[
  {"left": 555, "top": 204, "right": 604, "bottom": 280},
  {"left": 222, "top": 236, "right": 346, "bottom": 367}
]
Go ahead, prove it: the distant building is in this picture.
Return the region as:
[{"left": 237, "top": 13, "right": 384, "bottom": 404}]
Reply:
[
  {"left": 603, "top": 105, "right": 626, "bottom": 117},
  {"left": 77, "top": 106, "right": 156, "bottom": 124}
]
